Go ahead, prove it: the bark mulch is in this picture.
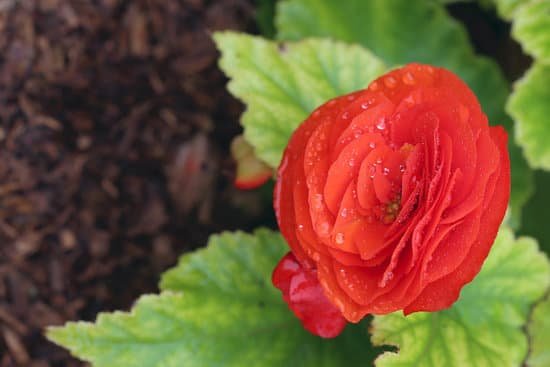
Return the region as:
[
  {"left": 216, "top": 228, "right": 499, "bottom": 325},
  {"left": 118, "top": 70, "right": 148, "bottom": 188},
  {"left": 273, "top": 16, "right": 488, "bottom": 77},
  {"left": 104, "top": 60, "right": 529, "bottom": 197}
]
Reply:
[{"left": 0, "top": 1, "right": 272, "bottom": 365}]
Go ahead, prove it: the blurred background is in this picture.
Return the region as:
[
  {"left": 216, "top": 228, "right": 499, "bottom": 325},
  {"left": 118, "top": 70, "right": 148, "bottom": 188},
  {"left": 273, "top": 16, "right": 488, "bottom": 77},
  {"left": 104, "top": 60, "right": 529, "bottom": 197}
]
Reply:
[{"left": 0, "top": 0, "right": 532, "bottom": 366}]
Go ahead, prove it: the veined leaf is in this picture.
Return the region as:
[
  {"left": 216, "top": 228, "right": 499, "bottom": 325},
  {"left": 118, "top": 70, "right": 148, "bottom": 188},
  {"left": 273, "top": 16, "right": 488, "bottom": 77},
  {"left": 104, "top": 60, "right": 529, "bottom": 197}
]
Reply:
[
  {"left": 371, "top": 226, "right": 550, "bottom": 367},
  {"left": 47, "top": 229, "right": 380, "bottom": 367},
  {"left": 526, "top": 293, "right": 550, "bottom": 367},
  {"left": 213, "top": 32, "right": 386, "bottom": 168},
  {"left": 507, "top": 63, "right": 550, "bottom": 170},
  {"left": 275, "top": 0, "right": 509, "bottom": 124},
  {"left": 512, "top": 0, "right": 550, "bottom": 64}
]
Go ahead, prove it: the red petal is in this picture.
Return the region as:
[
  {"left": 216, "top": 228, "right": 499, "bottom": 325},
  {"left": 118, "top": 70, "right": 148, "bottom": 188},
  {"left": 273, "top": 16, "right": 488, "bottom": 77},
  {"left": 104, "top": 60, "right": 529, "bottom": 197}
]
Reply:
[{"left": 272, "top": 252, "right": 347, "bottom": 338}]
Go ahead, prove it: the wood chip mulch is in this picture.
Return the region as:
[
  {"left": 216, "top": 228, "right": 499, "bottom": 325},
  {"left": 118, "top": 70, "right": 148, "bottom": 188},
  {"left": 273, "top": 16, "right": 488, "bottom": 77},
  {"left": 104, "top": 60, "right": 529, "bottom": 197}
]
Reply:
[{"left": 0, "top": 1, "right": 271, "bottom": 365}]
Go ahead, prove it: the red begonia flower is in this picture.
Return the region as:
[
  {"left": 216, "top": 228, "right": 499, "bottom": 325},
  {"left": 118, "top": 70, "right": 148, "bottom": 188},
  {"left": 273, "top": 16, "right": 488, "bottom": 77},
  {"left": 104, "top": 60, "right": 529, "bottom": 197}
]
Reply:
[{"left": 272, "top": 63, "right": 510, "bottom": 337}]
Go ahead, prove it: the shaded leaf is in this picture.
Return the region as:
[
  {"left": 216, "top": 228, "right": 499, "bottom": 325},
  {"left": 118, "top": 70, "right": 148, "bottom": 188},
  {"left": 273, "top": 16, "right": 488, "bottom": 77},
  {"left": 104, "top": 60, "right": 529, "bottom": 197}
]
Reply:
[{"left": 275, "top": 0, "right": 509, "bottom": 124}]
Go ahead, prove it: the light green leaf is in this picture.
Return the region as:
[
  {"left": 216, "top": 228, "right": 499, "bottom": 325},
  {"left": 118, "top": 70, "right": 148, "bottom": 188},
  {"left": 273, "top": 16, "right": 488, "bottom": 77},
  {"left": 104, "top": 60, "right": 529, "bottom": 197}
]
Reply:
[
  {"left": 275, "top": 0, "right": 509, "bottom": 124},
  {"left": 490, "top": 0, "right": 530, "bottom": 20},
  {"left": 47, "top": 229, "right": 380, "bottom": 367},
  {"left": 507, "top": 63, "right": 550, "bottom": 170},
  {"left": 527, "top": 293, "right": 550, "bottom": 367},
  {"left": 371, "top": 226, "right": 550, "bottom": 367},
  {"left": 213, "top": 32, "right": 386, "bottom": 168},
  {"left": 512, "top": 0, "right": 550, "bottom": 64}
]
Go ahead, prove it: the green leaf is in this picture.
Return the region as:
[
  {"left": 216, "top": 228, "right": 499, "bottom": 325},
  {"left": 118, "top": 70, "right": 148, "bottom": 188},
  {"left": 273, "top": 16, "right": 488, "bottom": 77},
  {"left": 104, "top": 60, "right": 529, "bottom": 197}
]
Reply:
[
  {"left": 508, "top": 140, "right": 534, "bottom": 229},
  {"left": 213, "top": 32, "right": 386, "bottom": 168},
  {"left": 518, "top": 170, "right": 550, "bottom": 255},
  {"left": 507, "top": 63, "right": 550, "bottom": 170},
  {"left": 527, "top": 293, "right": 550, "bottom": 367},
  {"left": 275, "top": 0, "right": 509, "bottom": 124},
  {"left": 490, "top": 0, "right": 530, "bottom": 20},
  {"left": 256, "top": 0, "right": 277, "bottom": 38},
  {"left": 371, "top": 226, "right": 550, "bottom": 367},
  {"left": 512, "top": 0, "right": 550, "bottom": 64},
  {"left": 47, "top": 229, "right": 381, "bottom": 367}
]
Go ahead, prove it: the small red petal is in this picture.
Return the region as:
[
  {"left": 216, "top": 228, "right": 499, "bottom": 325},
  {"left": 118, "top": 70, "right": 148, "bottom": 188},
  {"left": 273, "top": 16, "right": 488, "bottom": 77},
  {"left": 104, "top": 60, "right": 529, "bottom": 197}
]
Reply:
[
  {"left": 234, "top": 172, "right": 271, "bottom": 190},
  {"left": 272, "top": 252, "right": 347, "bottom": 338}
]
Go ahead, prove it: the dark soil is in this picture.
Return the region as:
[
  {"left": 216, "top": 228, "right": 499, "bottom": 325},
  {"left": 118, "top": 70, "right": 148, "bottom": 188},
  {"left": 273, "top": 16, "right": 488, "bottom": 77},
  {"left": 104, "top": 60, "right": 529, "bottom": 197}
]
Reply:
[{"left": 0, "top": 0, "right": 273, "bottom": 365}]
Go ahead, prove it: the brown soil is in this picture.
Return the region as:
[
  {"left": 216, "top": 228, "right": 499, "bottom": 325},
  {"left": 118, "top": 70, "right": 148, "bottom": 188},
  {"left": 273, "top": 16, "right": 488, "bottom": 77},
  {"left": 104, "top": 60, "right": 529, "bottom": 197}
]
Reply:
[{"left": 0, "top": 1, "right": 273, "bottom": 365}]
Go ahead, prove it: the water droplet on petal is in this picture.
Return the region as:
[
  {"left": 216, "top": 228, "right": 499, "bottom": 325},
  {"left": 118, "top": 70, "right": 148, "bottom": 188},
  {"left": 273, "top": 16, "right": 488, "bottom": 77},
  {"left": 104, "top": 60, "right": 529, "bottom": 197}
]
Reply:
[
  {"left": 399, "top": 164, "right": 405, "bottom": 173},
  {"left": 380, "top": 271, "right": 394, "bottom": 287},
  {"left": 340, "top": 208, "right": 348, "bottom": 218},
  {"left": 369, "top": 165, "right": 376, "bottom": 179},
  {"left": 335, "top": 232, "right": 345, "bottom": 245},
  {"left": 376, "top": 118, "right": 386, "bottom": 130},
  {"left": 312, "top": 251, "right": 320, "bottom": 262},
  {"left": 384, "top": 76, "right": 397, "bottom": 88},
  {"left": 318, "top": 222, "right": 330, "bottom": 236},
  {"left": 298, "top": 224, "right": 304, "bottom": 231},
  {"left": 369, "top": 141, "right": 376, "bottom": 149},
  {"left": 369, "top": 81, "right": 380, "bottom": 91},
  {"left": 383, "top": 167, "right": 390, "bottom": 175},
  {"left": 341, "top": 111, "right": 350, "bottom": 120},
  {"left": 402, "top": 72, "right": 415, "bottom": 85}
]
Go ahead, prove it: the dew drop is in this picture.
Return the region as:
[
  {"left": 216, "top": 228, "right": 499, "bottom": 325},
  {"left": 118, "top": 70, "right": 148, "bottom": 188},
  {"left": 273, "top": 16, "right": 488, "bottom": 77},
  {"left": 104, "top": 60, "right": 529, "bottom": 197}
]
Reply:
[
  {"left": 348, "top": 158, "right": 356, "bottom": 167},
  {"left": 376, "top": 118, "right": 386, "bottom": 130},
  {"left": 347, "top": 95, "right": 356, "bottom": 101},
  {"left": 340, "top": 208, "right": 348, "bottom": 218},
  {"left": 383, "top": 167, "right": 390, "bottom": 175},
  {"left": 384, "top": 76, "right": 397, "bottom": 88},
  {"left": 369, "top": 165, "right": 376, "bottom": 179},
  {"left": 399, "top": 164, "right": 405, "bottom": 173},
  {"left": 298, "top": 224, "right": 304, "bottom": 231},
  {"left": 402, "top": 72, "right": 415, "bottom": 85},
  {"left": 369, "top": 81, "right": 380, "bottom": 91},
  {"left": 380, "top": 271, "right": 394, "bottom": 287},
  {"left": 318, "top": 222, "right": 330, "bottom": 236},
  {"left": 369, "top": 141, "right": 376, "bottom": 149},
  {"left": 312, "top": 251, "right": 320, "bottom": 262},
  {"left": 335, "top": 232, "right": 345, "bottom": 245},
  {"left": 341, "top": 111, "right": 350, "bottom": 120},
  {"left": 361, "top": 102, "right": 370, "bottom": 110}
]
